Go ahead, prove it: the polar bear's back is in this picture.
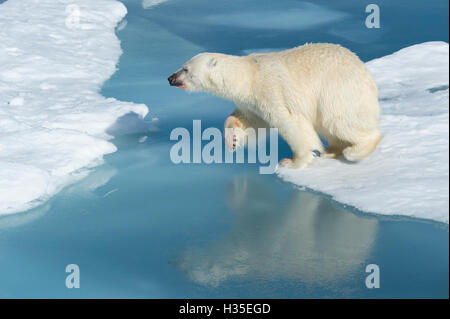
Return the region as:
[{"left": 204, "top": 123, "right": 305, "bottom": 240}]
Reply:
[
  {"left": 252, "top": 43, "right": 380, "bottom": 132},
  {"left": 249, "top": 43, "right": 377, "bottom": 95},
  {"left": 278, "top": 43, "right": 375, "bottom": 88}
]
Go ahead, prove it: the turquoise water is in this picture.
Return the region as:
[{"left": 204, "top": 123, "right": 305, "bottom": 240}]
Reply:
[{"left": 0, "top": 0, "right": 448, "bottom": 298}]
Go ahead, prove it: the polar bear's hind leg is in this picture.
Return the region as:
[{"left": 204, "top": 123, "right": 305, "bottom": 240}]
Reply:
[
  {"left": 323, "top": 136, "right": 349, "bottom": 159},
  {"left": 277, "top": 114, "right": 325, "bottom": 169},
  {"left": 342, "top": 131, "right": 383, "bottom": 162}
]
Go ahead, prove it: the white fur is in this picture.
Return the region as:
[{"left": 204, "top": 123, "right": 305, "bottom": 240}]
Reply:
[{"left": 174, "top": 43, "right": 383, "bottom": 168}]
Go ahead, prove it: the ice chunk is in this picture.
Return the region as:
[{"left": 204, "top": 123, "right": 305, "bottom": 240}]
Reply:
[
  {"left": 0, "top": 0, "right": 150, "bottom": 215},
  {"left": 277, "top": 42, "right": 449, "bottom": 224}
]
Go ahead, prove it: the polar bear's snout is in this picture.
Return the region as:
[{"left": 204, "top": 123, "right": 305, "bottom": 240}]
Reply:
[
  {"left": 167, "top": 70, "right": 186, "bottom": 90},
  {"left": 168, "top": 70, "right": 187, "bottom": 89}
]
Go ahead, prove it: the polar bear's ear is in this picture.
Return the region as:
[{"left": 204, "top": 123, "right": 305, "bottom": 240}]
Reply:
[{"left": 208, "top": 58, "right": 218, "bottom": 68}]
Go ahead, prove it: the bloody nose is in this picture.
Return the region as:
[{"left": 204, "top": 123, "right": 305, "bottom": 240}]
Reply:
[{"left": 168, "top": 74, "right": 176, "bottom": 86}]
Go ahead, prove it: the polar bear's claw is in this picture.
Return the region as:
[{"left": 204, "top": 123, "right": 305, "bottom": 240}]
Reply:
[
  {"left": 312, "top": 149, "right": 321, "bottom": 157},
  {"left": 225, "top": 127, "right": 246, "bottom": 152}
]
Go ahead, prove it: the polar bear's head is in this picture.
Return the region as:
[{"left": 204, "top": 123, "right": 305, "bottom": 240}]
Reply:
[{"left": 168, "top": 53, "right": 225, "bottom": 93}]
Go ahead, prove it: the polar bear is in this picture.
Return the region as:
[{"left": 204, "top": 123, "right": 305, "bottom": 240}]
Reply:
[{"left": 168, "top": 43, "right": 382, "bottom": 168}]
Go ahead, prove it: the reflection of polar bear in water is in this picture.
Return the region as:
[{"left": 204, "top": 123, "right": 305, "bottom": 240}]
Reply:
[
  {"left": 169, "top": 43, "right": 382, "bottom": 168},
  {"left": 176, "top": 177, "right": 378, "bottom": 287}
]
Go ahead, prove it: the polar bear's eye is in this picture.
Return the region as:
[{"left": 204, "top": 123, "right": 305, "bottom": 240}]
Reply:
[
  {"left": 182, "top": 67, "right": 189, "bottom": 73},
  {"left": 208, "top": 58, "right": 218, "bottom": 68}
]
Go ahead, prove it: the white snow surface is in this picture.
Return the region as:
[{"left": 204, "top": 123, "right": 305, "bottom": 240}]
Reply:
[
  {"left": 278, "top": 42, "right": 449, "bottom": 224},
  {"left": 0, "top": 0, "right": 149, "bottom": 215}
]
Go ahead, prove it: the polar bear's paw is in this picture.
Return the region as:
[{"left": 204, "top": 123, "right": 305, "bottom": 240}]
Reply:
[
  {"left": 225, "top": 127, "right": 246, "bottom": 152},
  {"left": 278, "top": 154, "right": 314, "bottom": 169}
]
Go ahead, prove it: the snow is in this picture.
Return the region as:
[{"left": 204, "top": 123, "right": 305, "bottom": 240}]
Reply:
[
  {"left": 277, "top": 42, "right": 449, "bottom": 224},
  {"left": 0, "top": 0, "right": 150, "bottom": 215}
]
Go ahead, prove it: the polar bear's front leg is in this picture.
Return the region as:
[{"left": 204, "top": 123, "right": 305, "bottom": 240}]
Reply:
[
  {"left": 276, "top": 114, "right": 324, "bottom": 169},
  {"left": 224, "top": 112, "right": 247, "bottom": 152},
  {"left": 224, "top": 116, "right": 247, "bottom": 152},
  {"left": 224, "top": 108, "right": 267, "bottom": 152}
]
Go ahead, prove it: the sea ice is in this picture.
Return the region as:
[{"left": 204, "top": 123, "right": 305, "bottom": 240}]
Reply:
[
  {"left": 0, "top": 0, "right": 150, "bottom": 215},
  {"left": 277, "top": 42, "right": 449, "bottom": 224}
]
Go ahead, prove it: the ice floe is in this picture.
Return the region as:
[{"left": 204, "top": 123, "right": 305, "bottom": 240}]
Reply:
[
  {"left": 0, "top": 0, "right": 150, "bottom": 215},
  {"left": 277, "top": 42, "right": 449, "bottom": 224}
]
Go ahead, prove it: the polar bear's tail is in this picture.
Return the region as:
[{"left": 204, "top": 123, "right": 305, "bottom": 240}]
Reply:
[{"left": 342, "top": 131, "right": 383, "bottom": 162}]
